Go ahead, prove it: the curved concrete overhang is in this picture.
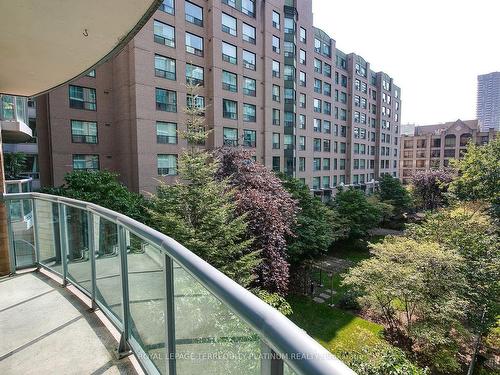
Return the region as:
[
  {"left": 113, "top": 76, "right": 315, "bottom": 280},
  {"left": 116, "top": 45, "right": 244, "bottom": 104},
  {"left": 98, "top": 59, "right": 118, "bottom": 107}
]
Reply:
[
  {"left": 0, "top": 0, "right": 162, "bottom": 97},
  {"left": 1, "top": 120, "right": 32, "bottom": 143}
]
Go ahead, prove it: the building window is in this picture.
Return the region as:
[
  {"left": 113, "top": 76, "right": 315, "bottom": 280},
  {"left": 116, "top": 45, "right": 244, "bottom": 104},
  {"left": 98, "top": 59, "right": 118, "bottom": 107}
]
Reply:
[
  {"left": 186, "top": 64, "right": 204, "bottom": 86},
  {"left": 298, "top": 136, "right": 306, "bottom": 151},
  {"left": 71, "top": 120, "right": 97, "bottom": 144},
  {"left": 313, "top": 98, "right": 322, "bottom": 113},
  {"left": 156, "top": 122, "right": 177, "bottom": 144},
  {"left": 242, "top": 23, "right": 256, "bottom": 44},
  {"left": 417, "top": 139, "right": 426, "bottom": 148},
  {"left": 69, "top": 85, "right": 96, "bottom": 111},
  {"left": 155, "top": 54, "right": 176, "bottom": 80},
  {"left": 299, "top": 114, "right": 306, "bottom": 129},
  {"left": 323, "top": 101, "right": 331, "bottom": 115},
  {"left": 155, "top": 88, "right": 177, "bottom": 112},
  {"left": 299, "top": 49, "right": 306, "bottom": 65},
  {"left": 243, "top": 103, "right": 256, "bottom": 122},
  {"left": 445, "top": 134, "right": 456, "bottom": 148},
  {"left": 323, "top": 63, "right": 331, "bottom": 78},
  {"left": 323, "top": 82, "right": 331, "bottom": 96},
  {"left": 159, "top": 0, "right": 174, "bottom": 14},
  {"left": 157, "top": 154, "right": 177, "bottom": 176},
  {"left": 222, "top": 42, "right": 237, "bottom": 64},
  {"left": 185, "top": 1, "right": 203, "bottom": 26},
  {"left": 314, "top": 79, "right": 321, "bottom": 94},
  {"left": 186, "top": 94, "right": 205, "bottom": 112},
  {"left": 298, "top": 157, "right": 306, "bottom": 172},
  {"left": 272, "top": 156, "right": 280, "bottom": 171},
  {"left": 243, "top": 129, "right": 256, "bottom": 148},
  {"left": 272, "top": 60, "right": 280, "bottom": 78},
  {"left": 323, "top": 140, "right": 331, "bottom": 153},
  {"left": 222, "top": 13, "right": 237, "bottom": 36},
  {"left": 86, "top": 70, "right": 96, "bottom": 78},
  {"left": 272, "top": 10, "right": 280, "bottom": 29},
  {"left": 272, "top": 35, "right": 280, "bottom": 53},
  {"left": 314, "top": 58, "right": 322, "bottom": 73},
  {"left": 460, "top": 133, "right": 472, "bottom": 147},
  {"left": 223, "top": 127, "right": 238, "bottom": 146},
  {"left": 222, "top": 71, "right": 237, "bottom": 92},
  {"left": 272, "top": 84, "right": 280, "bottom": 102},
  {"left": 313, "top": 138, "right": 321, "bottom": 152},
  {"left": 272, "top": 133, "right": 280, "bottom": 149},
  {"left": 73, "top": 154, "right": 99, "bottom": 171},
  {"left": 299, "top": 71, "right": 306, "bottom": 87},
  {"left": 223, "top": 99, "right": 238, "bottom": 119},
  {"left": 299, "top": 27, "right": 306, "bottom": 43},
  {"left": 243, "top": 77, "right": 257, "bottom": 96},
  {"left": 153, "top": 20, "right": 175, "bottom": 47},
  {"left": 444, "top": 149, "right": 456, "bottom": 158},
  {"left": 313, "top": 119, "right": 321, "bottom": 132},
  {"left": 243, "top": 50, "right": 256, "bottom": 70},
  {"left": 284, "top": 134, "right": 294, "bottom": 150},
  {"left": 272, "top": 109, "right": 280, "bottom": 125},
  {"left": 185, "top": 32, "right": 204, "bottom": 56},
  {"left": 313, "top": 158, "right": 321, "bottom": 171}
]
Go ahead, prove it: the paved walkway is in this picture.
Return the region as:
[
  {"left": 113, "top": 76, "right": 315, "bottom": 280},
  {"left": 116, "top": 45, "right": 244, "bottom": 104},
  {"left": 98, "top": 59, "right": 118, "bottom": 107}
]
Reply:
[{"left": 0, "top": 271, "right": 138, "bottom": 375}]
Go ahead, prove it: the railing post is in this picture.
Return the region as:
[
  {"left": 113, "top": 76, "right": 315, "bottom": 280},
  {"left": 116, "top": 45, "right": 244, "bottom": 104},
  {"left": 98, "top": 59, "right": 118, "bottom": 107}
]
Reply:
[
  {"left": 58, "top": 203, "right": 68, "bottom": 287},
  {"left": 87, "top": 211, "right": 97, "bottom": 311},
  {"left": 118, "top": 224, "right": 132, "bottom": 358},
  {"left": 164, "top": 254, "right": 177, "bottom": 375},
  {"left": 261, "top": 341, "right": 284, "bottom": 375},
  {"left": 5, "top": 201, "right": 17, "bottom": 274},
  {"left": 31, "top": 198, "right": 40, "bottom": 268}
]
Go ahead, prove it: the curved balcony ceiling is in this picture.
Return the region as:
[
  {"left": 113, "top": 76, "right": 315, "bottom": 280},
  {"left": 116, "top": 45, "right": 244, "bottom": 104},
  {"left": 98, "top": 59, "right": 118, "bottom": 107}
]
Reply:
[{"left": 0, "top": 0, "right": 162, "bottom": 97}]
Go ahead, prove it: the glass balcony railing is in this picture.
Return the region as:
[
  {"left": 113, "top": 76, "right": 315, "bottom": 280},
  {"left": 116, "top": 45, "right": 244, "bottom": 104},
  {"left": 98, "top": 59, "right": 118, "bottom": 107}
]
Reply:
[
  {"left": 1, "top": 94, "right": 28, "bottom": 124},
  {"left": 2, "top": 192, "right": 354, "bottom": 375}
]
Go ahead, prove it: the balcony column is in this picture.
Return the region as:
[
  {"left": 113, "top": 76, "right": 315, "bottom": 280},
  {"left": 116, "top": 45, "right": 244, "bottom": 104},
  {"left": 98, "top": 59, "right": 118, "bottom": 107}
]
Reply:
[{"left": 0, "top": 130, "right": 11, "bottom": 276}]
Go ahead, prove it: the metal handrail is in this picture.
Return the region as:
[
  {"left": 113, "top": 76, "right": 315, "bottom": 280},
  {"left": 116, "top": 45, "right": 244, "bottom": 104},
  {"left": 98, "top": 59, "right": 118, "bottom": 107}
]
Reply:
[{"left": 2, "top": 192, "right": 355, "bottom": 375}]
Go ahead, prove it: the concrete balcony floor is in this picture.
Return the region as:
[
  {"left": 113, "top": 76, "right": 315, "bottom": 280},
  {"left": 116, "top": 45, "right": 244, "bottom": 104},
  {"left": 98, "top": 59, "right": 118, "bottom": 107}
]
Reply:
[{"left": 0, "top": 270, "right": 139, "bottom": 375}]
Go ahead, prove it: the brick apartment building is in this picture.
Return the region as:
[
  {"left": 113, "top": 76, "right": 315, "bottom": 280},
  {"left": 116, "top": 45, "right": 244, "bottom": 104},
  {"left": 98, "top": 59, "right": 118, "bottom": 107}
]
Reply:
[
  {"left": 36, "top": 0, "right": 402, "bottom": 196},
  {"left": 399, "top": 119, "right": 497, "bottom": 184}
]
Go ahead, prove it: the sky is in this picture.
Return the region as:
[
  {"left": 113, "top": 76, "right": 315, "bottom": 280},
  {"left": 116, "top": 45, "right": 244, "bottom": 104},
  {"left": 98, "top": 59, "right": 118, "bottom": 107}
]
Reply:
[{"left": 311, "top": 0, "right": 500, "bottom": 125}]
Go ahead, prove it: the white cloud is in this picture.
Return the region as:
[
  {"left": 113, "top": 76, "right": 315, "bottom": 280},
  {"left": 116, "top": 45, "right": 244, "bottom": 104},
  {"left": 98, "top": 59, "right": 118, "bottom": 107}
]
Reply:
[{"left": 312, "top": 0, "right": 500, "bottom": 125}]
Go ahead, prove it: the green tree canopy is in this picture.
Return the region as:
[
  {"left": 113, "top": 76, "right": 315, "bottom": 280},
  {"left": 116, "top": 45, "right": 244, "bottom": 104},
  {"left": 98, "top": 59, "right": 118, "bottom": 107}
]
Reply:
[
  {"left": 343, "top": 236, "right": 467, "bottom": 373},
  {"left": 279, "top": 174, "right": 348, "bottom": 264},
  {"left": 3, "top": 152, "right": 27, "bottom": 179},
  {"left": 148, "top": 86, "right": 260, "bottom": 288},
  {"left": 41, "top": 170, "right": 149, "bottom": 222},
  {"left": 377, "top": 174, "right": 413, "bottom": 218},
  {"left": 450, "top": 136, "right": 500, "bottom": 217},
  {"left": 329, "top": 188, "right": 385, "bottom": 238}
]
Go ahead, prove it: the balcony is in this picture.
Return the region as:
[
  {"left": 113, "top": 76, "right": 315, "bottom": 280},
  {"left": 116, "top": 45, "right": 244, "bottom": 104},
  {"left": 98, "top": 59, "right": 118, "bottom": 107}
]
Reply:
[
  {"left": 1, "top": 193, "right": 354, "bottom": 374},
  {"left": 0, "top": 95, "right": 32, "bottom": 143}
]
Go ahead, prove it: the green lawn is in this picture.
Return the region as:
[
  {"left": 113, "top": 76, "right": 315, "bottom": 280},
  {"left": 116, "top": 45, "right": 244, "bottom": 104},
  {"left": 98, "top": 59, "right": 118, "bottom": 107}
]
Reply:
[{"left": 288, "top": 295, "right": 387, "bottom": 355}]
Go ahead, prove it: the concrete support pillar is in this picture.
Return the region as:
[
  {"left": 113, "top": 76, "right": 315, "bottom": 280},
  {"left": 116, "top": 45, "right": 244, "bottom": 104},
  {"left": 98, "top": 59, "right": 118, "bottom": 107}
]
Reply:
[{"left": 0, "top": 130, "right": 11, "bottom": 276}]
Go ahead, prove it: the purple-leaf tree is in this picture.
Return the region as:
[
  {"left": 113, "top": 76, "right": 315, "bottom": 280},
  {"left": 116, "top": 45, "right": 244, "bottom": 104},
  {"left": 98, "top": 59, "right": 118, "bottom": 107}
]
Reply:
[
  {"left": 410, "top": 169, "right": 454, "bottom": 210},
  {"left": 215, "top": 147, "right": 298, "bottom": 296}
]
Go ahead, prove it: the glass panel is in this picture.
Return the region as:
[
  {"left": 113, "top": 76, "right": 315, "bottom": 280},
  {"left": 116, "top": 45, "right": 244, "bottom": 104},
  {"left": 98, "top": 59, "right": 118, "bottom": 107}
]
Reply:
[
  {"left": 284, "top": 363, "right": 298, "bottom": 375},
  {"left": 95, "top": 216, "right": 122, "bottom": 322},
  {"left": 35, "top": 200, "right": 62, "bottom": 274},
  {"left": 126, "top": 230, "right": 167, "bottom": 373},
  {"left": 9, "top": 199, "right": 35, "bottom": 269},
  {"left": 65, "top": 206, "right": 91, "bottom": 294},
  {"left": 173, "top": 260, "right": 260, "bottom": 374}
]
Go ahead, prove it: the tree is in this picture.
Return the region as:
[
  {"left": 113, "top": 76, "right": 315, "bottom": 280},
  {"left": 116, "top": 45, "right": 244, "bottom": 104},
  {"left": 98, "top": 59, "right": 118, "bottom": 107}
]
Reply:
[
  {"left": 148, "top": 86, "right": 260, "bottom": 288},
  {"left": 279, "top": 175, "right": 348, "bottom": 264},
  {"left": 41, "top": 170, "right": 149, "bottom": 222},
  {"left": 343, "top": 237, "right": 467, "bottom": 373},
  {"left": 215, "top": 148, "right": 297, "bottom": 295},
  {"left": 410, "top": 169, "right": 453, "bottom": 211},
  {"left": 406, "top": 206, "right": 500, "bottom": 373},
  {"left": 377, "top": 174, "right": 413, "bottom": 219},
  {"left": 450, "top": 137, "right": 500, "bottom": 218},
  {"left": 3, "top": 152, "right": 27, "bottom": 179},
  {"left": 329, "top": 188, "right": 384, "bottom": 239}
]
